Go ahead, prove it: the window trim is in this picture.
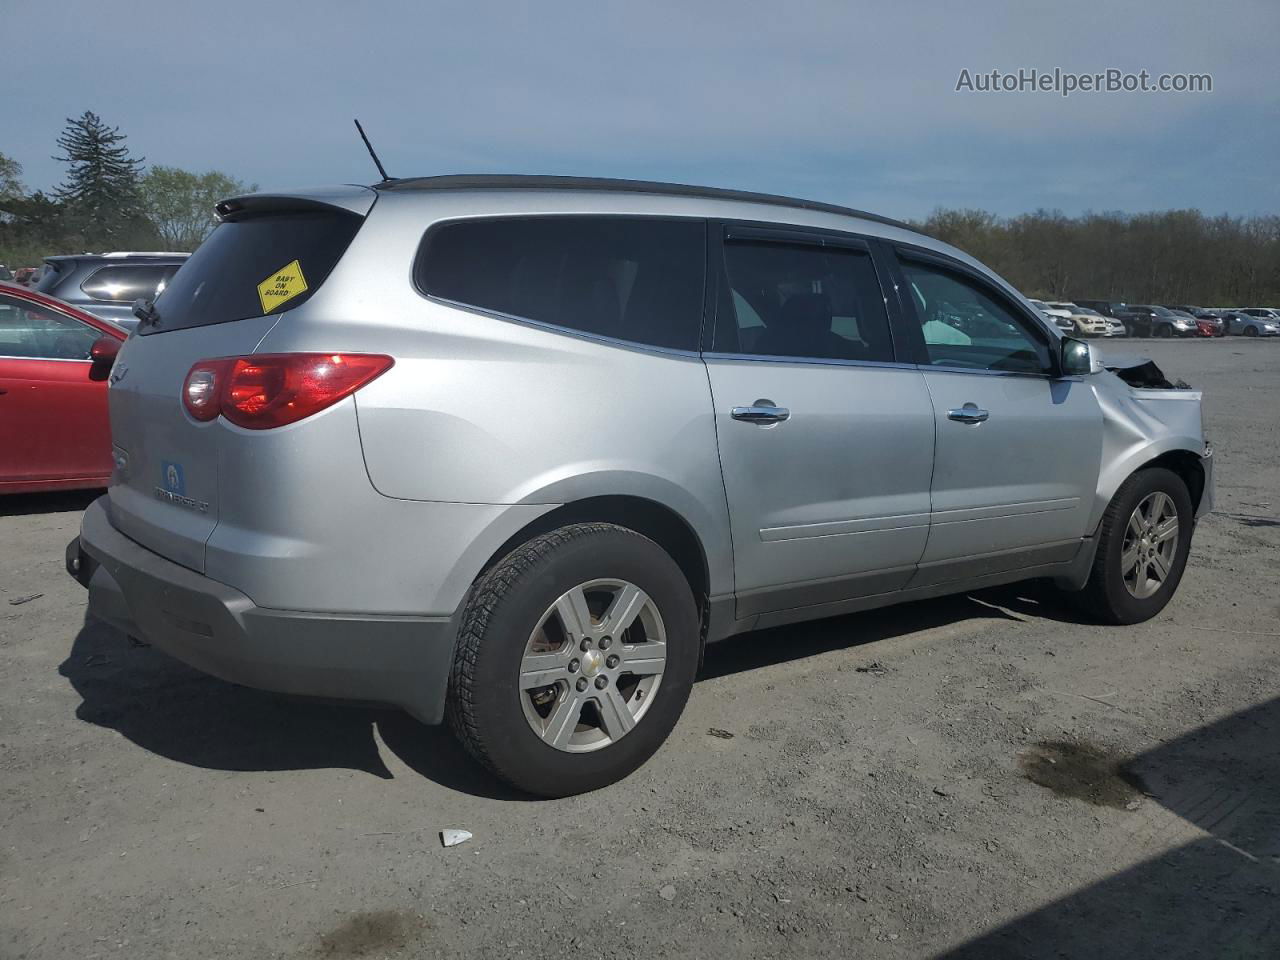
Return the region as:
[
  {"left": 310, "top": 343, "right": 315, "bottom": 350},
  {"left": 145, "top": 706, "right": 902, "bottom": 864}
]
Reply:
[
  {"left": 887, "top": 242, "right": 1063, "bottom": 379},
  {"left": 411, "top": 213, "right": 710, "bottom": 357},
  {"left": 706, "top": 220, "right": 903, "bottom": 366}
]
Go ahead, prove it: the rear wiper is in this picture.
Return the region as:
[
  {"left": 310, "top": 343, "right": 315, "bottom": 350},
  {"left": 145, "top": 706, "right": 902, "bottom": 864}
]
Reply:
[{"left": 133, "top": 298, "right": 161, "bottom": 328}]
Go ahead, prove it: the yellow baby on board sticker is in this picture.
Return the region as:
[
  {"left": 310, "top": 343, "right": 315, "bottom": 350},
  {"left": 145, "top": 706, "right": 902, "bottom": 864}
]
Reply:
[{"left": 257, "top": 260, "right": 308, "bottom": 314}]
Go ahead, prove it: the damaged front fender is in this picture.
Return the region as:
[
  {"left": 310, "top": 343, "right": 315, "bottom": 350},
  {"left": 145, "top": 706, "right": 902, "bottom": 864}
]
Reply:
[{"left": 1088, "top": 357, "right": 1212, "bottom": 533}]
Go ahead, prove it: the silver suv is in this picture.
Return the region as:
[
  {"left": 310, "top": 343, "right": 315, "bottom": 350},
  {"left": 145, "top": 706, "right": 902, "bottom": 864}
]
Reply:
[{"left": 67, "top": 176, "right": 1213, "bottom": 796}]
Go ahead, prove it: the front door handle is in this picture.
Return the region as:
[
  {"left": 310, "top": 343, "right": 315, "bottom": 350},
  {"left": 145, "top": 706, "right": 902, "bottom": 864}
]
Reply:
[
  {"left": 732, "top": 400, "right": 790, "bottom": 424},
  {"left": 947, "top": 404, "right": 990, "bottom": 424}
]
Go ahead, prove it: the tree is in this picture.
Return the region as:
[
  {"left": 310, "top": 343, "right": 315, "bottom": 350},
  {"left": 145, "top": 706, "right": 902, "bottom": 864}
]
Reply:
[
  {"left": 0, "top": 152, "right": 23, "bottom": 203},
  {"left": 52, "top": 110, "right": 150, "bottom": 249},
  {"left": 141, "top": 166, "right": 255, "bottom": 250}
]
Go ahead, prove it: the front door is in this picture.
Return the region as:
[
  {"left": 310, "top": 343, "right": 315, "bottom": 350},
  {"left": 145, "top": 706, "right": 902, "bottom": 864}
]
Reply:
[
  {"left": 889, "top": 250, "right": 1103, "bottom": 582},
  {"left": 703, "top": 227, "right": 936, "bottom": 617}
]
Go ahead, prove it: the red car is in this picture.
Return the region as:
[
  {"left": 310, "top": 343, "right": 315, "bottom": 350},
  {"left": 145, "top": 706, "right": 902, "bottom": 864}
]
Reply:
[
  {"left": 1194, "top": 318, "right": 1218, "bottom": 337},
  {"left": 0, "top": 282, "right": 125, "bottom": 494}
]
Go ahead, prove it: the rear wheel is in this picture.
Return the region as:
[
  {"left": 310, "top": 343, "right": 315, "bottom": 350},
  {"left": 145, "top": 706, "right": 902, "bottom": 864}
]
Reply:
[
  {"left": 447, "top": 523, "right": 699, "bottom": 797},
  {"left": 1069, "top": 467, "right": 1193, "bottom": 624}
]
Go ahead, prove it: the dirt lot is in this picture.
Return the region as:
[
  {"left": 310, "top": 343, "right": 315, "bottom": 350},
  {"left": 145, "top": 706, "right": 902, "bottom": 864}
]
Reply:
[{"left": 2, "top": 338, "right": 1278, "bottom": 959}]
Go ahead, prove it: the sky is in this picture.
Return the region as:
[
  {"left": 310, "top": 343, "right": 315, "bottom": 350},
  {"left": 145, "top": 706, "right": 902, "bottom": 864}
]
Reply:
[{"left": 3, "top": 0, "right": 1277, "bottom": 222}]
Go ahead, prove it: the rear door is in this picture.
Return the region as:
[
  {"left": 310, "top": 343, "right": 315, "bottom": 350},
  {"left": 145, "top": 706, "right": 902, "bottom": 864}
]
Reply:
[
  {"left": 703, "top": 225, "right": 936, "bottom": 617},
  {"left": 887, "top": 247, "right": 1102, "bottom": 583},
  {"left": 105, "top": 192, "right": 371, "bottom": 572},
  {"left": 0, "top": 293, "right": 110, "bottom": 485}
]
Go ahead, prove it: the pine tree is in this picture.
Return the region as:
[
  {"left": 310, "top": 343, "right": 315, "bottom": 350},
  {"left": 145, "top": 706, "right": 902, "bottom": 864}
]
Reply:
[{"left": 52, "top": 111, "right": 148, "bottom": 249}]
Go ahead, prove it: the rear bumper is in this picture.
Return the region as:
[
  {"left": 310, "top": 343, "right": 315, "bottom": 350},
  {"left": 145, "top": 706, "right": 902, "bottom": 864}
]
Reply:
[{"left": 68, "top": 496, "right": 456, "bottom": 723}]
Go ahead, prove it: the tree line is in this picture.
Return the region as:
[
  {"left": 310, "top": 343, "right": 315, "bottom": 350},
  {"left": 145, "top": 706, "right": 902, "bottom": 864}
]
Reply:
[
  {"left": 0, "top": 111, "right": 253, "bottom": 266},
  {"left": 911, "top": 208, "right": 1280, "bottom": 307}
]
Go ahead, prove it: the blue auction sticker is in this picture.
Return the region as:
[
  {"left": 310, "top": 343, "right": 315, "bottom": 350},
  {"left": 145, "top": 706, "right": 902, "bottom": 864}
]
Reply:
[{"left": 161, "top": 461, "right": 185, "bottom": 496}]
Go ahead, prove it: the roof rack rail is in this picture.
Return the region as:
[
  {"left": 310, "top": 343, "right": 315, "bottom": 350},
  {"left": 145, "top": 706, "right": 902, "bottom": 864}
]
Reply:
[{"left": 375, "top": 174, "right": 912, "bottom": 232}]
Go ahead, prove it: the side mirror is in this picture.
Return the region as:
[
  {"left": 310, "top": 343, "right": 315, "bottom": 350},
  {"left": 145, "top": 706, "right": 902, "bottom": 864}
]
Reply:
[
  {"left": 89, "top": 335, "right": 121, "bottom": 368},
  {"left": 1061, "top": 337, "right": 1091, "bottom": 376}
]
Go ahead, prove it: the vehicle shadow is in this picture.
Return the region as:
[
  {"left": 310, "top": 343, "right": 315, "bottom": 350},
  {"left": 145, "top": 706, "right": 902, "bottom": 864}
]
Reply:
[
  {"left": 60, "top": 581, "right": 1096, "bottom": 800},
  {"left": 0, "top": 489, "right": 101, "bottom": 517},
  {"left": 700, "top": 580, "right": 1089, "bottom": 680},
  {"left": 939, "top": 695, "right": 1280, "bottom": 959}
]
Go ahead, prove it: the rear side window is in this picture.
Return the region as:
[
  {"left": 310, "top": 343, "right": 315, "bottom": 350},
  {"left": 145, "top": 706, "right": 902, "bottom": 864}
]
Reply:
[
  {"left": 149, "top": 209, "right": 363, "bottom": 334},
  {"left": 417, "top": 217, "right": 706, "bottom": 351},
  {"left": 713, "top": 239, "right": 895, "bottom": 362},
  {"left": 80, "top": 264, "right": 175, "bottom": 303}
]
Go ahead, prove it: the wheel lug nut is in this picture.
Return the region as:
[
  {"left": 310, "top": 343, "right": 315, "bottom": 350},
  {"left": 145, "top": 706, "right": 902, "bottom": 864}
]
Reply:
[
  {"left": 576, "top": 678, "right": 588, "bottom": 692},
  {"left": 580, "top": 638, "right": 592, "bottom": 652},
  {"left": 568, "top": 659, "right": 580, "bottom": 673},
  {"left": 606, "top": 655, "right": 620, "bottom": 669},
  {"left": 594, "top": 676, "right": 608, "bottom": 689},
  {"left": 599, "top": 636, "right": 612, "bottom": 650}
]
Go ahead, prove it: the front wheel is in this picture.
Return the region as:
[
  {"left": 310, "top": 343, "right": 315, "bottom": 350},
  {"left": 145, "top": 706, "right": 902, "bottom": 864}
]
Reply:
[
  {"left": 447, "top": 523, "right": 700, "bottom": 797},
  {"left": 1244, "top": 326, "right": 1259, "bottom": 337},
  {"left": 1069, "top": 467, "right": 1193, "bottom": 624}
]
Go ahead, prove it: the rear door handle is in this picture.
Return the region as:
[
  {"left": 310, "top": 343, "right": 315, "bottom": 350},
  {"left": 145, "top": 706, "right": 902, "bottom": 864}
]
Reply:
[
  {"left": 947, "top": 404, "right": 989, "bottom": 424},
  {"left": 732, "top": 400, "right": 790, "bottom": 424}
]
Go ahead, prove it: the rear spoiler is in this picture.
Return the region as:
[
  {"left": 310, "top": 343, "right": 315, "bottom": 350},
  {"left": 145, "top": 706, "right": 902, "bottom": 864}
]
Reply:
[{"left": 215, "top": 185, "right": 376, "bottom": 222}]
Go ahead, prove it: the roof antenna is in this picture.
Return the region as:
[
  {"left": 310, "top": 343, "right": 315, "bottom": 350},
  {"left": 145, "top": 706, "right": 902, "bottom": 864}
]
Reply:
[{"left": 354, "top": 118, "right": 392, "bottom": 182}]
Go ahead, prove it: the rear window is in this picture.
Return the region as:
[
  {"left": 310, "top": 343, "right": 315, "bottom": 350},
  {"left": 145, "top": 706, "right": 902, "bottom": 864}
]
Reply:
[
  {"left": 416, "top": 216, "right": 706, "bottom": 351},
  {"left": 80, "top": 264, "right": 175, "bottom": 303},
  {"left": 147, "top": 209, "right": 363, "bottom": 334}
]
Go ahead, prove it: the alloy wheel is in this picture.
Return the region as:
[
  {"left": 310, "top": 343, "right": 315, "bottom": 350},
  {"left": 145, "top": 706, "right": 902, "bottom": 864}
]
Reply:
[
  {"left": 518, "top": 579, "right": 667, "bottom": 753},
  {"left": 1121, "top": 491, "right": 1180, "bottom": 599}
]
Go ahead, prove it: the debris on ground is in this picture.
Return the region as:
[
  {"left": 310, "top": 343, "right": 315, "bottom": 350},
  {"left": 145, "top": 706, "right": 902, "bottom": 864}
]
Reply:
[
  {"left": 8, "top": 594, "right": 42, "bottom": 606},
  {"left": 440, "top": 829, "right": 473, "bottom": 848},
  {"left": 707, "top": 728, "right": 735, "bottom": 739},
  {"left": 658, "top": 884, "right": 677, "bottom": 902},
  {"left": 855, "top": 662, "right": 888, "bottom": 676}
]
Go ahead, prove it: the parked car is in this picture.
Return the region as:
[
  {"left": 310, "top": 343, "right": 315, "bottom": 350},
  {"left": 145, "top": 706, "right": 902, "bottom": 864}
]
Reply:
[
  {"left": 1028, "top": 299, "right": 1072, "bottom": 333},
  {"left": 1100, "top": 315, "right": 1127, "bottom": 337},
  {"left": 1073, "top": 299, "right": 1129, "bottom": 320},
  {"left": 65, "top": 176, "right": 1213, "bottom": 797},
  {"left": 0, "top": 265, "right": 12, "bottom": 282},
  {"left": 0, "top": 282, "right": 126, "bottom": 494},
  {"left": 1168, "top": 307, "right": 1226, "bottom": 337},
  {"left": 1028, "top": 299, "right": 1074, "bottom": 331},
  {"left": 1220, "top": 310, "right": 1280, "bottom": 336},
  {"left": 1236, "top": 307, "right": 1280, "bottom": 324},
  {"left": 1044, "top": 302, "right": 1110, "bottom": 337},
  {"left": 12, "top": 266, "right": 41, "bottom": 287},
  {"left": 1118, "top": 305, "right": 1196, "bottom": 337},
  {"left": 36, "top": 252, "right": 189, "bottom": 328}
]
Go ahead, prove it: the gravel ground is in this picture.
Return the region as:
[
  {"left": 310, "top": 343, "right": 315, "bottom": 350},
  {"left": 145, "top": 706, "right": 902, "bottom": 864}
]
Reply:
[{"left": 2, "top": 337, "right": 1278, "bottom": 959}]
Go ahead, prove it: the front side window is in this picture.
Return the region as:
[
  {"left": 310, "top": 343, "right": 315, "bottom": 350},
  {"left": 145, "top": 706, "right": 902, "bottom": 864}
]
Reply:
[
  {"left": 901, "top": 258, "right": 1051, "bottom": 374},
  {"left": 0, "top": 294, "right": 101, "bottom": 359},
  {"left": 417, "top": 217, "right": 706, "bottom": 351},
  {"left": 80, "top": 264, "right": 172, "bottom": 303},
  {"left": 712, "top": 239, "right": 895, "bottom": 362}
]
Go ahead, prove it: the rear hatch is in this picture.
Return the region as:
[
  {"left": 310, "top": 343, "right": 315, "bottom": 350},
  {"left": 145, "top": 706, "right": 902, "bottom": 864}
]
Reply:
[{"left": 105, "top": 189, "right": 373, "bottom": 572}]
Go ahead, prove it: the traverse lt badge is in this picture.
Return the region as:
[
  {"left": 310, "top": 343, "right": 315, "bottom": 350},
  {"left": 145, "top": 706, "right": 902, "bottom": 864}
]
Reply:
[{"left": 154, "top": 460, "right": 209, "bottom": 513}]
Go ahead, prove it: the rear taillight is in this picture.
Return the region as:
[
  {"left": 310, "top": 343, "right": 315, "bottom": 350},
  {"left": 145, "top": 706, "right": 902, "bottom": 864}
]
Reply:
[{"left": 182, "top": 353, "right": 393, "bottom": 429}]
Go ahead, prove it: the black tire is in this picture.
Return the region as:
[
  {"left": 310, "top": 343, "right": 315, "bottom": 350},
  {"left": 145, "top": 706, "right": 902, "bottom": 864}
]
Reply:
[
  {"left": 1070, "top": 467, "right": 1194, "bottom": 625},
  {"left": 446, "top": 523, "right": 699, "bottom": 797},
  {"left": 1244, "top": 325, "right": 1259, "bottom": 337},
  {"left": 1155, "top": 324, "right": 1171, "bottom": 338}
]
